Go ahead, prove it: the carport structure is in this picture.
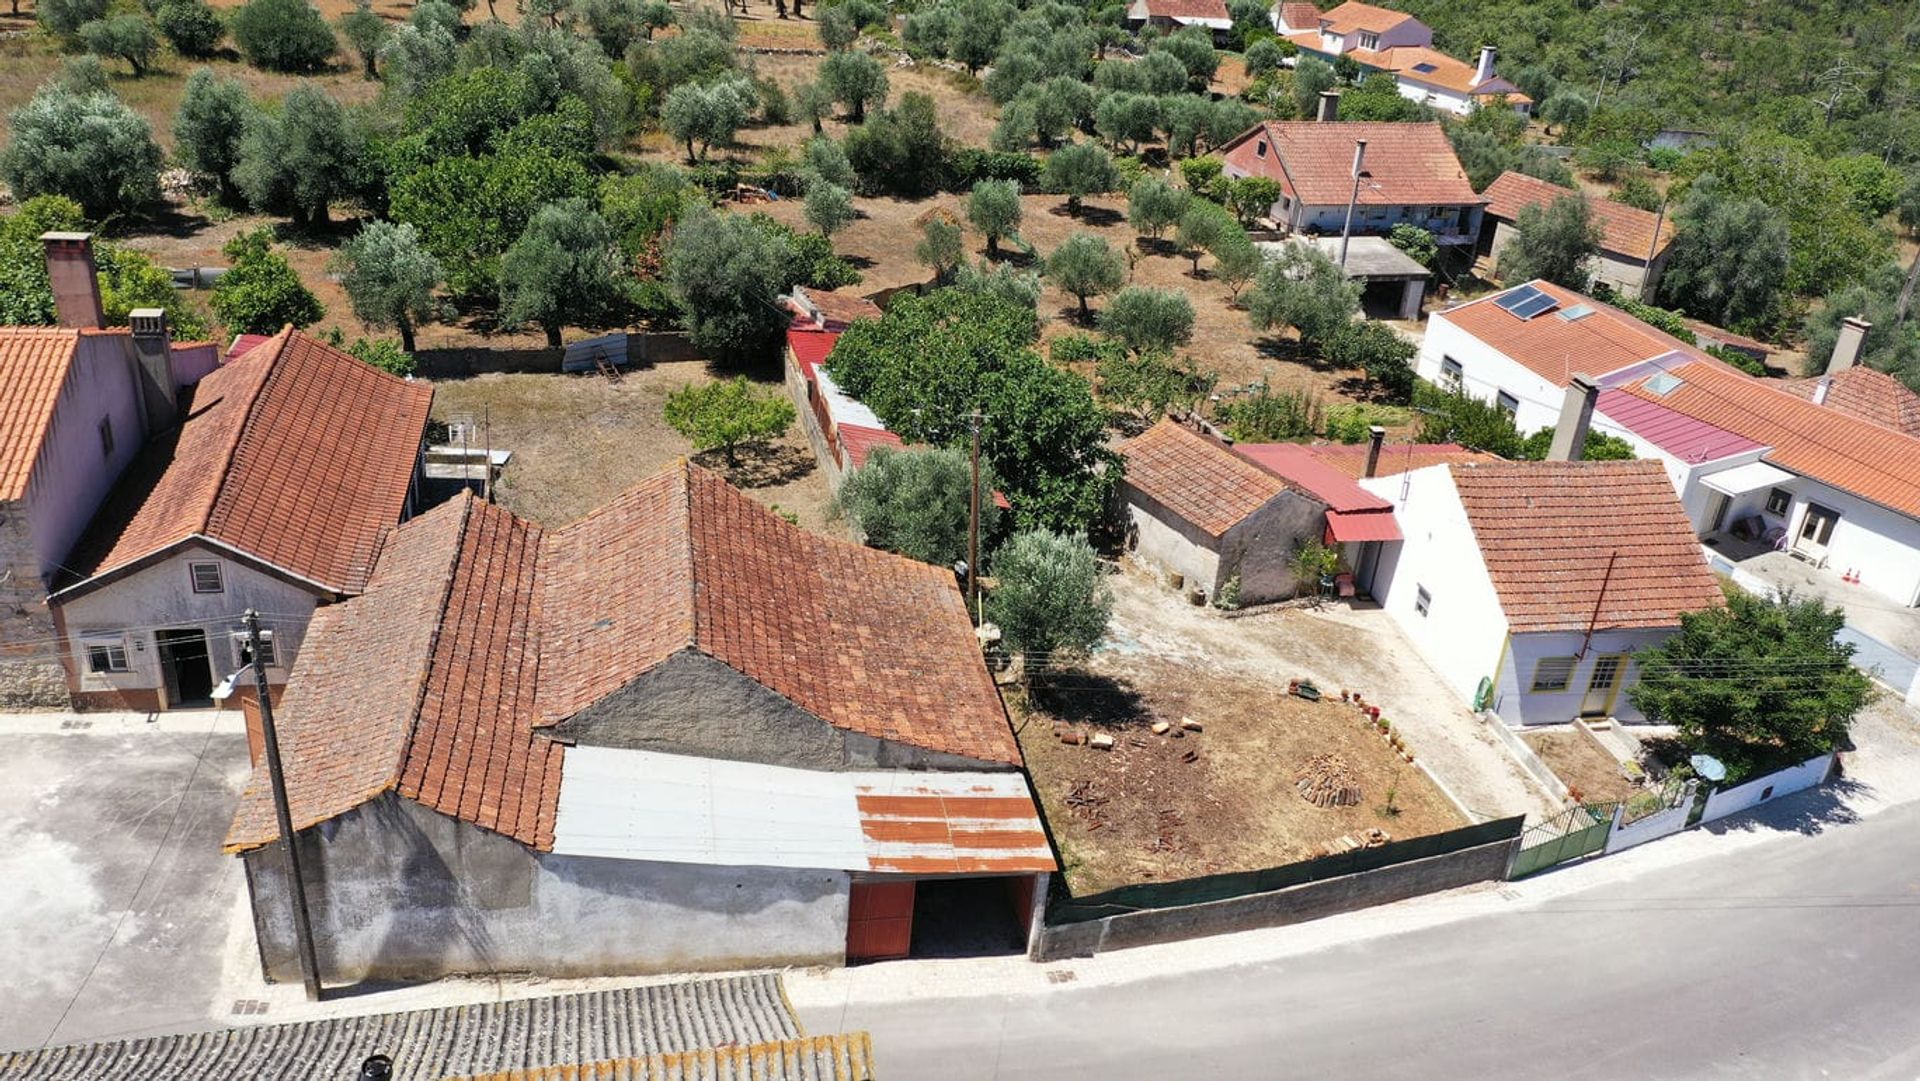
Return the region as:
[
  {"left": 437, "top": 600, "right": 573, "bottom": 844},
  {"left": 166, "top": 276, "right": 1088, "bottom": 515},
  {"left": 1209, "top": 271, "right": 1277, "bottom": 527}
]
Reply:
[{"left": 1267, "top": 236, "right": 1431, "bottom": 320}]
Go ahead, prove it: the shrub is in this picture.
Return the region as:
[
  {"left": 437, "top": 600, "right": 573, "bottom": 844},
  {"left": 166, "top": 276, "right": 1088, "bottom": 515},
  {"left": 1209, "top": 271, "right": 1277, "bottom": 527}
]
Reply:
[
  {"left": 948, "top": 148, "right": 1042, "bottom": 189},
  {"left": 1216, "top": 385, "right": 1323, "bottom": 441},
  {"left": 986, "top": 529, "right": 1112, "bottom": 666},
  {"left": 210, "top": 228, "right": 325, "bottom": 334},
  {"left": 836, "top": 445, "right": 998, "bottom": 568},
  {"left": 663, "top": 376, "right": 796, "bottom": 466},
  {"left": 156, "top": 0, "right": 226, "bottom": 58},
  {"left": 231, "top": 0, "right": 337, "bottom": 72}
]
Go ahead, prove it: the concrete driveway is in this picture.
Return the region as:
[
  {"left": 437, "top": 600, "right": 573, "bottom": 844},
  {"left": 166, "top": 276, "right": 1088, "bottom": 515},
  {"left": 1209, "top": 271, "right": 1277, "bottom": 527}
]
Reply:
[{"left": 0, "top": 712, "right": 251, "bottom": 1052}]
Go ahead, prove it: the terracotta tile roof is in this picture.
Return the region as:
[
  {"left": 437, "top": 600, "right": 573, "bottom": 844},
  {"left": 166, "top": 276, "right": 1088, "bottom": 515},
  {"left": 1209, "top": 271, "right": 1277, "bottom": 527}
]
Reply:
[
  {"left": 0, "top": 327, "right": 93, "bottom": 501},
  {"left": 1316, "top": 0, "right": 1414, "bottom": 33},
  {"left": 538, "top": 462, "right": 1018, "bottom": 764},
  {"left": 1778, "top": 367, "right": 1920, "bottom": 438},
  {"left": 1306, "top": 441, "right": 1497, "bottom": 478},
  {"left": 1451, "top": 459, "right": 1725, "bottom": 633},
  {"left": 1132, "top": 0, "right": 1230, "bottom": 21},
  {"left": 1220, "top": 122, "right": 1482, "bottom": 207},
  {"left": 59, "top": 329, "right": 434, "bottom": 596},
  {"left": 1117, "top": 419, "right": 1294, "bottom": 537},
  {"left": 1619, "top": 360, "right": 1920, "bottom": 519},
  {"left": 1439, "top": 280, "right": 1704, "bottom": 387},
  {"left": 1275, "top": 1, "right": 1321, "bottom": 29},
  {"left": 1482, "top": 171, "right": 1672, "bottom": 260},
  {"left": 789, "top": 287, "right": 882, "bottom": 330},
  {"left": 1369, "top": 47, "right": 1534, "bottom": 103}
]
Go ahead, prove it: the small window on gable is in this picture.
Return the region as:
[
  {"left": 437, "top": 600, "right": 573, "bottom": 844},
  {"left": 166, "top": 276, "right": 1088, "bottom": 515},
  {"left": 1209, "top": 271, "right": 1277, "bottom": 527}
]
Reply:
[
  {"left": 98, "top": 416, "right": 114, "bottom": 459},
  {"left": 190, "top": 561, "right": 224, "bottom": 594},
  {"left": 1414, "top": 585, "right": 1431, "bottom": 617},
  {"left": 1531, "top": 656, "right": 1577, "bottom": 693},
  {"left": 1496, "top": 391, "right": 1519, "bottom": 416},
  {"left": 1256, "top": 140, "right": 1267, "bottom": 157},
  {"left": 1359, "top": 31, "right": 1379, "bottom": 49},
  {"left": 1765, "top": 487, "right": 1791, "bottom": 517},
  {"left": 84, "top": 637, "right": 130, "bottom": 674}
]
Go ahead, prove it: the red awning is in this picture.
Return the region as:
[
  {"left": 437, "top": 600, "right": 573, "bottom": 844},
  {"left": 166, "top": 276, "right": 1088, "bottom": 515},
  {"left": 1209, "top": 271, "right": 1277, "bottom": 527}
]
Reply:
[{"left": 1326, "top": 509, "right": 1402, "bottom": 543}]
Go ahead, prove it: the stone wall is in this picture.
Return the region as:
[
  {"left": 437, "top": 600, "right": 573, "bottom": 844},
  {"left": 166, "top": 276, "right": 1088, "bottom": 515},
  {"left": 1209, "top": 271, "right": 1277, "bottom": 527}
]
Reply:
[{"left": 0, "top": 501, "right": 70, "bottom": 708}]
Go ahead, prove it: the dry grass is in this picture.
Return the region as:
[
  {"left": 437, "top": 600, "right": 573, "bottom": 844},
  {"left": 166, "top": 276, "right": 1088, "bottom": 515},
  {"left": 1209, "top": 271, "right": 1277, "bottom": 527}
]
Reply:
[
  {"left": 426, "top": 365, "right": 837, "bottom": 531},
  {"left": 753, "top": 190, "right": 1397, "bottom": 407},
  {"left": 1522, "top": 729, "right": 1639, "bottom": 804},
  {"left": 1018, "top": 656, "right": 1465, "bottom": 896}
]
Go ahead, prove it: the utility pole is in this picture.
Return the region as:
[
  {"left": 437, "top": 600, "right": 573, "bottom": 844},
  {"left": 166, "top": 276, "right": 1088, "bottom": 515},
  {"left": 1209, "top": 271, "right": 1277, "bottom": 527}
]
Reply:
[
  {"left": 968, "top": 411, "right": 983, "bottom": 616},
  {"left": 1339, "top": 139, "right": 1368, "bottom": 269},
  {"left": 1641, "top": 199, "right": 1667, "bottom": 301},
  {"left": 244, "top": 609, "right": 322, "bottom": 1001},
  {"left": 482, "top": 404, "right": 493, "bottom": 505}
]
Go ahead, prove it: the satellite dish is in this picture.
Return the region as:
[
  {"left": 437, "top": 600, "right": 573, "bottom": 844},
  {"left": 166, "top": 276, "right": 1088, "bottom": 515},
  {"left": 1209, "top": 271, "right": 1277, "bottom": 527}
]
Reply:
[{"left": 1689, "top": 754, "right": 1727, "bottom": 782}]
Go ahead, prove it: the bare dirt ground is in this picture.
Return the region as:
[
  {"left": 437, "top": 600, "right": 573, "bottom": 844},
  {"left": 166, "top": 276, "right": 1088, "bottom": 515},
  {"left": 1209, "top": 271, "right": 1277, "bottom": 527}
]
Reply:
[
  {"left": 1522, "top": 728, "right": 1638, "bottom": 803},
  {"left": 755, "top": 191, "right": 1391, "bottom": 406},
  {"left": 1092, "top": 564, "right": 1565, "bottom": 828},
  {"left": 1017, "top": 654, "right": 1462, "bottom": 897},
  {"left": 427, "top": 364, "right": 836, "bottom": 530}
]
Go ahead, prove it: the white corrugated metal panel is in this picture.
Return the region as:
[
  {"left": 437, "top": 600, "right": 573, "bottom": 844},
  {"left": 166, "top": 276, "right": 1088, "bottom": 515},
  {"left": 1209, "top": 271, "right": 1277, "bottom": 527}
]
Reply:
[{"left": 813, "top": 365, "right": 885, "bottom": 430}]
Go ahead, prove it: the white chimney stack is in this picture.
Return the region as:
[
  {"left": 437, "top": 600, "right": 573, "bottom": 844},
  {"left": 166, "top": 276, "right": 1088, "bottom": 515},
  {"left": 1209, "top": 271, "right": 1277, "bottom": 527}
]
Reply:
[
  {"left": 1475, "top": 45, "right": 1497, "bottom": 86},
  {"left": 1811, "top": 376, "right": 1833, "bottom": 406},
  {"left": 1828, "top": 316, "right": 1870, "bottom": 374},
  {"left": 1317, "top": 90, "right": 1340, "bottom": 122},
  {"left": 1549, "top": 374, "right": 1599, "bottom": 462}
]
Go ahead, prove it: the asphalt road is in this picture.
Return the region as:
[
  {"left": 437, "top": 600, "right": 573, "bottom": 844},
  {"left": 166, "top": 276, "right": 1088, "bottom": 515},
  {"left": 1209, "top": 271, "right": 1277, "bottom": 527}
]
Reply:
[
  {"left": 807, "top": 792, "right": 1920, "bottom": 1080},
  {"left": 0, "top": 723, "right": 250, "bottom": 1051}
]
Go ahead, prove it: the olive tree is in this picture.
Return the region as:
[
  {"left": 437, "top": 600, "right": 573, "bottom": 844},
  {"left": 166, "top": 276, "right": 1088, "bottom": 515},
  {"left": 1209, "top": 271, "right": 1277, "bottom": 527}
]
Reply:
[
  {"left": 803, "top": 179, "right": 855, "bottom": 236},
  {"left": 79, "top": 16, "right": 158, "bottom": 76},
  {"left": 1099, "top": 286, "right": 1194, "bottom": 355},
  {"left": 0, "top": 86, "right": 162, "bottom": 218},
  {"left": 967, "top": 178, "right": 1022, "bottom": 257},
  {"left": 332, "top": 221, "right": 444, "bottom": 352},
  {"left": 662, "top": 79, "right": 753, "bottom": 164},
  {"left": 174, "top": 69, "right": 254, "bottom": 202},
  {"left": 1041, "top": 141, "right": 1119, "bottom": 215},
  {"left": 230, "top": 0, "right": 338, "bottom": 72},
  {"left": 837, "top": 445, "right": 998, "bottom": 567},
  {"left": 498, "top": 198, "right": 632, "bottom": 348},
  {"left": 820, "top": 49, "right": 888, "bottom": 122},
  {"left": 1045, "top": 232, "right": 1124, "bottom": 319},
  {"left": 986, "top": 529, "right": 1113, "bottom": 669}
]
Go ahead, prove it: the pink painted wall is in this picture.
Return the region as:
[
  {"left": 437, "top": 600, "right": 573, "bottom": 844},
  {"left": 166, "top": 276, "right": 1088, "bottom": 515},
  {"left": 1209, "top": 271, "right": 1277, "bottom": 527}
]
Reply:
[{"left": 27, "top": 334, "right": 145, "bottom": 582}]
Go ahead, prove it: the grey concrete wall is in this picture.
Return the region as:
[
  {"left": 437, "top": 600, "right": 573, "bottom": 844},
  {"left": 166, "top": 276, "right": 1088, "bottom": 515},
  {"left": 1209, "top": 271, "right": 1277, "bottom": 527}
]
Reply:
[
  {"left": 247, "top": 794, "right": 850, "bottom": 984},
  {"left": 1219, "top": 490, "right": 1326, "bottom": 604},
  {"left": 1121, "top": 485, "right": 1223, "bottom": 597},
  {"left": 1029, "top": 837, "right": 1519, "bottom": 961},
  {"left": 556, "top": 648, "right": 1001, "bottom": 771}
]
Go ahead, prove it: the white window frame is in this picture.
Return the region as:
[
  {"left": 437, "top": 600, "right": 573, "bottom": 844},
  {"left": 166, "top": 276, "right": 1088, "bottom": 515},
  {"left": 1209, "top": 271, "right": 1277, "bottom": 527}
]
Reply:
[
  {"left": 1414, "top": 585, "right": 1431, "bottom": 617},
  {"left": 82, "top": 634, "right": 131, "bottom": 674},
  {"left": 1441, "top": 356, "right": 1464, "bottom": 391},
  {"left": 1764, "top": 487, "right": 1791, "bottom": 517},
  {"left": 189, "top": 561, "right": 224, "bottom": 594},
  {"left": 1530, "top": 656, "right": 1578, "bottom": 693},
  {"left": 1358, "top": 30, "right": 1379, "bottom": 49}
]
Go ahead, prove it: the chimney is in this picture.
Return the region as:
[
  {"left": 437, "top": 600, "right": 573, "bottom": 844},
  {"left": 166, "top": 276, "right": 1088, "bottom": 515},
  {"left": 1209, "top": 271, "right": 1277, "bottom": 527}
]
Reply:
[
  {"left": 1317, "top": 90, "right": 1341, "bottom": 122},
  {"left": 1474, "top": 45, "right": 1496, "bottom": 86},
  {"left": 1828, "top": 316, "right": 1870, "bottom": 374},
  {"left": 41, "top": 232, "right": 105, "bottom": 329},
  {"left": 1811, "top": 376, "right": 1833, "bottom": 406},
  {"left": 128, "top": 309, "right": 178, "bottom": 432},
  {"left": 1364, "top": 425, "right": 1386, "bottom": 478},
  {"left": 1548, "top": 373, "right": 1598, "bottom": 462}
]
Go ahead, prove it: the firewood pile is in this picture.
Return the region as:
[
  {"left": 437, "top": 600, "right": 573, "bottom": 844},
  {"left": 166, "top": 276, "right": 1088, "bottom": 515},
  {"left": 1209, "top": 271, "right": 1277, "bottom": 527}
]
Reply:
[{"left": 1295, "top": 753, "right": 1362, "bottom": 808}]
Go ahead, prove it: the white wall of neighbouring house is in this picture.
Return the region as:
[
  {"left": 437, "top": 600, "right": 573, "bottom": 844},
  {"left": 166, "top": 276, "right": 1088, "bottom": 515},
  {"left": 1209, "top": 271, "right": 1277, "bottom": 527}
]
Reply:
[
  {"left": 244, "top": 794, "right": 852, "bottom": 984},
  {"left": 1776, "top": 481, "right": 1920, "bottom": 608},
  {"left": 1359, "top": 465, "right": 1508, "bottom": 708},
  {"left": 1415, "top": 313, "right": 1568, "bottom": 435},
  {"left": 53, "top": 544, "right": 321, "bottom": 709},
  {"left": 1122, "top": 484, "right": 1224, "bottom": 597},
  {"left": 1393, "top": 77, "right": 1473, "bottom": 116},
  {"left": 1497, "top": 627, "right": 1679, "bottom": 725}
]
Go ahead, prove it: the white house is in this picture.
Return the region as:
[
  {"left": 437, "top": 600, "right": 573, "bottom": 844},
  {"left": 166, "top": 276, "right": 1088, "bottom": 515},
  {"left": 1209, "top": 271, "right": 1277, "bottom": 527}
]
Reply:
[
  {"left": 1217, "top": 121, "right": 1487, "bottom": 245},
  {"left": 1422, "top": 280, "right": 1920, "bottom": 609},
  {"left": 49, "top": 328, "right": 433, "bottom": 712},
  {"left": 1359, "top": 459, "right": 1725, "bottom": 725},
  {"left": 1270, "top": 1, "right": 1531, "bottom": 116}
]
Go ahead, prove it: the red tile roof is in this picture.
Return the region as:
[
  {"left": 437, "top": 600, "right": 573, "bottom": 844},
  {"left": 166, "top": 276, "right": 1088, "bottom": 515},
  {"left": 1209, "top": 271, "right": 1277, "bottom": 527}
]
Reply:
[
  {"left": 1275, "top": 1, "right": 1321, "bottom": 29},
  {"left": 0, "top": 327, "right": 88, "bottom": 501},
  {"left": 1117, "top": 420, "right": 1294, "bottom": 537},
  {"left": 1307, "top": 441, "right": 1496, "bottom": 478},
  {"left": 789, "top": 288, "right": 882, "bottom": 330},
  {"left": 1316, "top": 0, "right": 1414, "bottom": 33},
  {"left": 1482, "top": 172, "right": 1672, "bottom": 260},
  {"left": 1451, "top": 459, "right": 1724, "bottom": 633},
  {"left": 226, "top": 332, "right": 271, "bottom": 360},
  {"left": 838, "top": 423, "right": 904, "bottom": 468},
  {"left": 1219, "top": 122, "right": 1482, "bottom": 208},
  {"left": 1368, "top": 47, "right": 1531, "bottom": 103},
  {"left": 58, "top": 329, "right": 434, "bottom": 596},
  {"left": 1440, "top": 280, "right": 1704, "bottom": 387},
  {"left": 1778, "top": 367, "right": 1920, "bottom": 439},
  {"left": 1619, "top": 360, "right": 1920, "bottom": 519},
  {"left": 537, "top": 462, "right": 1019, "bottom": 764},
  {"left": 1132, "top": 0, "right": 1230, "bottom": 21}
]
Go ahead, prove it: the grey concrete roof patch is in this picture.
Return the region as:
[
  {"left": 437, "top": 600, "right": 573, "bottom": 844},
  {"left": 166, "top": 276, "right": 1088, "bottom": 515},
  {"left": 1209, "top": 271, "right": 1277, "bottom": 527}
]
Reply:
[{"left": 0, "top": 975, "right": 799, "bottom": 1081}]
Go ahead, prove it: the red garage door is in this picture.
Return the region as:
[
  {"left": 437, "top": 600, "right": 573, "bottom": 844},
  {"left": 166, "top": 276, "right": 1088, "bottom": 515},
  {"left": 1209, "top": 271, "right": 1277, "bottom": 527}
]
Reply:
[{"left": 846, "top": 881, "right": 915, "bottom": 962}]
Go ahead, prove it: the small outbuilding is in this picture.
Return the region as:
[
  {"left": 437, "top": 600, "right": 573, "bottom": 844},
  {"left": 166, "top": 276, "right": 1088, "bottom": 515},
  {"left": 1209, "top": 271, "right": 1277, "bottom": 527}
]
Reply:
[{"left": 1479, "top": 170, "right": 1675, "bottom": 299}]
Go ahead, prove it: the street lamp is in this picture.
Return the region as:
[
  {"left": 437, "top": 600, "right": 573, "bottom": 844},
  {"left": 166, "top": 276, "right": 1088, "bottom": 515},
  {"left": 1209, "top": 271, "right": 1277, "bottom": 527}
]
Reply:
[{"left": 1339, "top": 139, "right": 1368, "bottom": 269}]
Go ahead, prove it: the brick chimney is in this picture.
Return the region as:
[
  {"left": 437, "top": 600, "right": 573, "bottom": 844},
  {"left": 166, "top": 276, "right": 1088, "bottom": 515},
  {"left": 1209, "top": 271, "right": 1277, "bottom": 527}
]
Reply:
[
  {"left": 1364, "top": 425, "right": 1386, "bottom": 478},
  {"left": 1474, "top": 45, "right": 1497, "bottom": 86},
  {"left": 41, "top": 232, "right": 105, "bottom": 329},
  {"left": 1316, "top": 90, "right": 1340, "bottom": 122},
  {"left": 1828, "top": 316, "right": 1870, "bottom": 374},
  {"left": 1548, "top": 373, "right": 1598, "bottom": 462}
]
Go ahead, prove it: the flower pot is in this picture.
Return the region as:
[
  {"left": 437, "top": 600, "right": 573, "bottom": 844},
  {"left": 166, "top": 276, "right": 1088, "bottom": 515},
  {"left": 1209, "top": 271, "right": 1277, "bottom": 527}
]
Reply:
[
  {"left": 1367, "top": 705, "right": 1381, "bottom": 720},
  {"left": 1340, "top": 689, "right": 1350, "bottom": 702}
]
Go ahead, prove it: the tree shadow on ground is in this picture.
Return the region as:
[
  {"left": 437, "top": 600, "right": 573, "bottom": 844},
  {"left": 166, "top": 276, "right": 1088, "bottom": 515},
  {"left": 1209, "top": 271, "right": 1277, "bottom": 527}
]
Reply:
[
  {"left": 1700, "top": 777, "right": 1866, "bottom": 837},
  {"left": 692, "top": 442, "right": 815, "bottom": 488},
  {"left": 1254, "top": 334, "right": 1329, "bottom": 371},
  {"left": 1032, "top": 669, "right": 1157, "bottom": 730}
]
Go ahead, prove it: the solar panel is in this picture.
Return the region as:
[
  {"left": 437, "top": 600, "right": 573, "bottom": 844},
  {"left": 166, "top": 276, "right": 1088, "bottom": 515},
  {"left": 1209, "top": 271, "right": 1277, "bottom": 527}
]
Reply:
[
  {"left": 1493, "top": 284, "right": 1545, "bottom": 314},
  {"left": 1512, "top": 293, "right": 1560, "bottom": 319}
]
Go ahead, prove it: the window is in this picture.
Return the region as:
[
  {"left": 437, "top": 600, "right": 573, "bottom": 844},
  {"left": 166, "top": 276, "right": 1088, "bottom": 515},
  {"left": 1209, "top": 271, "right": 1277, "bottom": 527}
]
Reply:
[
  {"left": 1414, "top": 585, "right": 1431, "bottom": 617},
  {"left": 1441, "top": 357, "right": 1464, "bottom": 391},
  {"left": 1496, "top": 391, "right": 1519, "bottom": 416},
  {"left": 1765, "top": 487, "right": 1791, "bottom": 517},
  {"left": 1531, "top": 656, "right": 1578, "bottom": 693},
  {"left": 1358, "top": 31, "right": 1378, "bottom": 49},
  {"left": 1256, "top": 140, "right": 1268, "bottom": 158},
  {"left": 84, "top": 637, "right": 130, "bottom": 674},
  {"left": 234, "top": 630, "right": 277, "bottom": 669},
  {"left": 189, "top": 562, "right": 224, "bottom": 594},
  {"left": 98, "top": 416, "right": 114, "bottom": 459}
]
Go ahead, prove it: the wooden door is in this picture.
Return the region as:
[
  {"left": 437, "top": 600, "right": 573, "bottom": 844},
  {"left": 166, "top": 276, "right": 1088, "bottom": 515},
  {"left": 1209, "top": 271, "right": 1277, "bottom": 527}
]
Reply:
[{"left": 846, "top": 881, "right": 915, "bottom": 962}]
